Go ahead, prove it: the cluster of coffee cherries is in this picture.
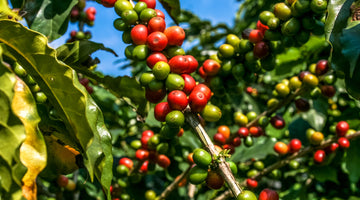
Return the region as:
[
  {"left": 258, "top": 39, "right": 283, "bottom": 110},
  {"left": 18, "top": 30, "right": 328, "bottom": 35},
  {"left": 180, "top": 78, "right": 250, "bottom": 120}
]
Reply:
[
  {"left": 311, "top": 121, "right": 353, "bottom": 164},
  {"left": 67, "top": 0, "right": 96, "bottom": 42},
  {"left": 56, "top": 175, "right": 76, "bottom": 192},
  {"left": 274, "top": 138, "right": 302, "bottom": 155},
  {"left": 12, "top": 62, "right": 48, "bottom": 104},
  {"left": 187, "top": 148, "right": 237, "bottom": 190}
]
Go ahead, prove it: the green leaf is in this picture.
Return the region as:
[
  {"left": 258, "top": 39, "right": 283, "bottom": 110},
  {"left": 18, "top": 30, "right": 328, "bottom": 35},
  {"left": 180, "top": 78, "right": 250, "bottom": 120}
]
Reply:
[
  {"left": 10, "top": 0, "right": 24, "bottom": 8},
  {"left": 158, "top": 0, "right": 181, "bottom": 24},
  {"left": 23, "top": 0, "right": 78, "bottom": 41},
  {"left": 345, "top": 138, "right": 360, "bottom": 182},
  {"left": 56, "top": 40, "right": 118, "bottom": 66},
  {"left": 230, "top": 137, "right": 277, "bottom": 162},
  {"left": 0, "top": 20, "right": 112, "bottom": 199},
  {"left": 310, "top": 165, "right": 339, "bottom": 184},
  {"left": 0, "top": 157, "right": 13, "bottom": 192},
  {"left": 300, "top": 98, "right": 328, "bottom": 131},
  {"left": 340, "top": 23, "right": 360, "bottom": 78}
]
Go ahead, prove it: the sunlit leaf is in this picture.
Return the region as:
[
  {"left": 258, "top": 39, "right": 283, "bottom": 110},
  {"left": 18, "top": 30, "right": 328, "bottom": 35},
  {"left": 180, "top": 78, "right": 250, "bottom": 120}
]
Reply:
[
  {"left": 231, "top": 137, "right": 277, "bottom": 162},
  {"left": 12, "top": 78, "right": 47, "bottom": 200}
]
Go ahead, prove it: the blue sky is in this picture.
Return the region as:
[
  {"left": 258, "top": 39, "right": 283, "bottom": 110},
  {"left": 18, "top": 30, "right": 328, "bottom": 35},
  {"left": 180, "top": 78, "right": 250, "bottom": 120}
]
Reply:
[{"left": 50, "top": 0, "right": 241, "bottom": 76}]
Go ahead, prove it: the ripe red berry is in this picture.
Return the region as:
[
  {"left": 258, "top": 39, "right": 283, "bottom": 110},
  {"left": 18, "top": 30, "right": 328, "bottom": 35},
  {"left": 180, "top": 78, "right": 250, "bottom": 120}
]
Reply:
[
  {"left": 142, "top": 130, "right": 154, "bottom": 138},
  {"left": 131, "top": 24, "right": 148, "bottom": 45},
  {"left": 155, "top": 9, "right": 165, "bottom": 19},
  {"left": 202, "top": 59, "right": 221, "bottom": 76},
  {"left": 57, "top": 175, "right": 69, "bottom": 187},
  {"left": 338, "top": 137, "right": 350, "bottom": 149},
  {"left": 246, "top": 178, "right": 258, "bottom": 189},
  {"left": 238, "top": 127, "right": 249, "bottom": 138},
  {"left": 136, "top": 149, "right": 150, "bottom": 161},
  {"left": 192, "top": 84, "right": 212, "bottom": 101},
  {"left": 189, "top": 91, "right": 208, "bottom": 113},
  {"left": 325, "top": 142, "right": 339, "bottom": 153},
  {"left": 336, "top": 121, "right": 349, "bottom": 137},
  {"left": 249, "top": 126, "right": 262, "bottom": 137},
  {"left": 145, "top": 88, "right": 166, "bottom": 103},
  {"left": 259, "top": 188, "right": 279, "bottom": 200},
  {"left": 181, "top": 74, "right": 196, "bottom": 95},
  {"left": 222, "top": 144, "right": 235, "bottom": 154},
  {"left": 315, "top": 59, "right": 329, "bottom": 76},
  {"left": 168, "top": 55, "right": 199, "bottom": 74},
  {"left": 148, "top": 17, "right": 166, "bottom": 33},
  {"left": 298, "top": 71, "right": 311, "bottom": 81},
  {"left": 314, "top": 150, "right": 326, "bottom": 163},
  {"left": 140, "top": 160, "right": 149, "bottom": 173},
  {"left": 154, "top": 102, "right": 172, "bottom": 122},
  {"left": 119, "top": 157, "right": 134, "bottom": 169},
  {"left": 147, "top": 31, "right": 168, "bottom": 51},
  {"left": 270, "top": 115, "right": 285, "bottom": 129},
  {"left": 206, "top": 171, "right": 225, "bottom": 189},
  {"left": 164, "top": 26, "right": 186, "bottom": 46},
  {"left": 274, "top": 141, "right": 289, "bottom": 155},
  {"left": 157, "top": 154, "right": 171, "bottom": 168},
  {"left": 213, "top": 133, "right": 226, "bottom": 145},
  {"left": 248, "top": 29, "right": 264, "bottom": 43},
  {"left": 320, "top": 85, "right": 336, "bottom": 98},
  {"left": 253, "top": 41, "right": 269, "bottom": 59},
  {"left": 167, "top": 90, "right": 188, "bottom": 111},
  {"left": 289, "top": 139, "right": 302, "bottom": 153},
  {"left": 70, "top": 30, "right": 77, "bottom": 38},
  {"left": 146, "top": 52, "right": 168, "bottom": 69},
  {"left": 140, "top": 0, "right": 156, "bottom": 9},
  {"left": 101, "top": 0, "right": 117, "bottom": 7},
  {"left": 198, "top": 66, "right": 207, "bottom": 79}
]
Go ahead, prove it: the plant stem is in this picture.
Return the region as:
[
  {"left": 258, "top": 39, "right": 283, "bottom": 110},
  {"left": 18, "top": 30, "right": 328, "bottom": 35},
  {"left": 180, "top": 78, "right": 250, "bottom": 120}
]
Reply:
[
  {"left": 184, "top": 110, "right": 242, "bottom": 198},
  {"left": 157, "top": 165, "right": 192, "bottom": 200},
  {"left": 214, "top": 131, "right": 360, "bottom": 200}
]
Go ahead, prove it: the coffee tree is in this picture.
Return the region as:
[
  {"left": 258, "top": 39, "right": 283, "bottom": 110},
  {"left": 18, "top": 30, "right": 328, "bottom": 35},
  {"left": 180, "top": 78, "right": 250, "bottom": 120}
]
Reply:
[{"left": 1, "top": 0, "right": 360, "bottom": 199}]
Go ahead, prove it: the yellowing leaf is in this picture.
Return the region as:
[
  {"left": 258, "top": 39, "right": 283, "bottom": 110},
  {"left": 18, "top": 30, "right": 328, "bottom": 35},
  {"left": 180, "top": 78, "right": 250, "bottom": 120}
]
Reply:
[{"left": 11, "top": 78, "right": 47, "bottom": 200}]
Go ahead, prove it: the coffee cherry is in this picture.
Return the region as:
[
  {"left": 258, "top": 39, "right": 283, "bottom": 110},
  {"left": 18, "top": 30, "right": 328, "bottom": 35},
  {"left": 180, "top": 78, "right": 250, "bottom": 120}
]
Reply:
[
  {"left": 181, "top": 74, "right": 196, "bottom": 94},
  {"left": 249, "top": 126, "right": 262, "bottom": 137},
  {"left": 213, "top": 133, "right": 226, "bottom": 145},
  {"left": 259, "top": 188, "right": 279, "bottom": 200},
  {"left": 275, "top": 83, "right": 290, "bottom": 97},
  {"left": 148, "top": 79, "right": 164, "bottom": 91},
  {"left": 166, "top": 46, "right": 186, "bottom": 57},
  {"left": 189, "top": 91, "right": 208, "bottom": 113},
  {"left": 155, "top": 9, "right": 165, "bottom": 19},
  {"left": 152, "top": 61, "right": 170, "bottom": 80},
  {"left": 134, "top": 1, "right": 148, "bottom": 14},
  {"left": 167, "top": 90, "right": 188, "bottom": 110},
  {"left": 206, "top": 170, "right": 224, "bottom": 189},
  {"left": 217, "top": 125, "right": 230, "bottom": 139},
  {"left": 274, "top": 141, "right": 289, "bottom": 155},
  {"left": 133, "top": 44, "right": 150, "bottom": 60},
  {"left": 238, "top": 39, "right": 254, "bottom": 53},
  {"left": 234, "top": 112, "right": 248, "bottom": 126},
  {"left": 168, "top": 55, "right": 198, "bottom": 74},
  {"left": 140, "top": 0, "right": 156, "bottom": 9},
  {"left": 246, "top": 178, "right": 258, "bottom": 189},
  {"left": 201, "top": 104, "right": 222, "bottom": 122},
  {"left": 188, "top": 166, "right": 208, "bottom": 185},
  {"left": 338, "top": 137, "right": 350, "bottom": 149},
  {"left": 303, "top": 74, "right": 319, "bottom": 87},
  {"left": 267, "top": 17, "right": 280, "bottom": 29},
  {"left": 238, "top": 127, "right": 249, "bottom": 138},
  {"left": 57, "top": 175, "right": 69, "bottom": 187},
  {"left": 119, "top": 157, "right": 134, "bottom": 169},
  {"left": 113, "top": 18, "right": 129, "bottom": 31},
  {"left": 148, "top": 17, "right": 166, "bottom": 33},
  {"left": 139, "top": 160, "right": 149, "bottom": 173},
  {"left": 165, "top": 74, "right": 185, "bottom": 91},
  {"left": 289, "top": 139, "right": 302, "bottom": 153},
  {"left": 165, "top": 110, "right": 185, "bottom": 127},
  {"left": 313, "top": 150, "right": 325, "bottom": 163},
  {"left": 193, "top": 148, "right": 212, "bottom": 169},
  {"left": 157, "top": 154, "right": 171, "bottom": 168},
  {"left": 147, "top": 31, "right": 168, "bottom": 51},
  {"left": 315, "top": 59, "right": 329, "bottom": 75},
  {"left": 116, "top": 164, "right": 129, "bottom": 176},
  {"left": 121, "top": 9, "right": 139, "bottom": 25},
  {"left": 192, "top": 84, "right": 211, "bottom": 101},
  {"left": 270, "top": 115, "right": 286, "bottom": 129},
  {"left": 289, "top": 76, "right": 302, "bottom": 90},
  {"left": 145, "top": 88, "right": 166, "bottom": 103},
  {"left": 248, "top": 29, "right": 264, "bottom": 43},
  {"left": 136, "top": 149, "right": 149, "bottom": 161},
  {"left": 237, "top": 190, "right": 257, "bottom": 200},
  {"left": 325, "top": 142, "right": 339, "bottom": 153},
  {"left": 232, "top": 137, "right": 242, "bottom": 147},
  {"left": 295, "top": 98, "right": 310, "bottom": 112},
  {"left": 253, "top": 161, "right": 265, "bottom": 170},
  {"left": 145, "top": 190, "right": 157, "bottom": 200},
  {"left": 320, "top": 85, "right": 336, "bottom": 98},
  {"left": 131, "top": 25, "right": 148, "bottom": 45},
  {"left": 154, "top": 102, "right": 171, "bottom": 122},
  {"left": 114, "top": 0, "right": 133, "bottom": 16},
  {"left": 274, "top": 3, "right": 291, "bottom": 21},
  {"left": 146, "top": 52, "right": 168, "bottom": 69},
  {"left": 336, "top": 121, "right": 349, "bottom": 137},
  {"left": 164, "top": 26, "right": 186, "bottom": 46},
  {"left": 281, "top": 18, "right": 301, "bottom": 36},
  {"left": 310, "top": 131, "right": 324, "bottom": 145},
  {"left": 203, "top": 59, "right": 221, "bottom": 76},
  {"left": 219, "top": 44, "right": 235, "bottom": 58},
  {"left": 253, "top": 41, "right": 269, "bottom": 59},
  {"left": 310, "top": 0, "right": 327, "bottom": 14}
]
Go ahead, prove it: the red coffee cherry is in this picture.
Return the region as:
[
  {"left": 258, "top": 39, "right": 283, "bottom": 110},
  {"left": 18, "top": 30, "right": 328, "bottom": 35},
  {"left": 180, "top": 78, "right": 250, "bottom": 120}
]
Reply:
[
  {"left": 146, "top": 52, "right": 168, "bottom": 69},
  {"left": 313, "top": 150, "right": 326, "bottom": 163},
  {"left": 136, "top": 149, "right": 149, "bottom": 161},
  {"left": 249, "top": 126, "right": 262, "bottom": 137},
  {"left": 338, "top": 137, "right": 350, "bottom": 149},
  {"left": 181, "top": 74, "right": 196, "bottom": 95},
  {"left": 140, "top": 160, "right": 149, "bottom": 173},
  {"left": 315, "top": 59, "right": 329, "bottom": 76},
  {"left": 222, "top": 144, "right": 235, "bottom": 154},
  {"left": 142, "top": 130, "right": 154, "bottom": 138},
  {"left": 198, "top": 66, "right": 207, "bottom": 79},
  {"left": 119, "top": 157, "right": 134, "bottom": 169},
  {"left": 168, "top": 55, "right": 199, "bottom": 74},
  {"left": 189, "top": 91, "right": 208, "bottom": 113},
  {"left": 155, "top": 9, "right": 165, "bottom": 19},
  {"left": 139, "top": 0, "right": 156, "bottom": 9},
  {"left": 192, "top": 84, "right": 212, "bottom": 101},
  {"left": 167, "top": 90, "right": 188, "bottom": 111},
  {"left": 147, "top": 31, "right": 168, "bottom": 51},
  {"left": 154, "top": 102, "right": 171, "bottom": 122},
  {"left": 145, "top": 88, "right": 166, "bottom": 103},
  {"left": 246, "top": 178, "right": 258, "bottom": 189},
  {"left": 157, "top": 154, "right": 171, "bottom": 168},
  {"left": 206, "top": 170, "right": 225, "bottom": 189},
  {"left": 320, "top": 85, "right": 336, "bottom": 98},
  {"left": 295, "top": 98, "right": 310, "bottom": 112},
  {"left": 298, "top": 71, "right": 311, "bottom": 81},
  {"left": 202, "top": 59, "right": 221, "bottom": 76},
  {"left": 101, "top": 0, "right": 117, "bottom": 7},
  {"left": 164, "top": 26, "right": 186, "bottom": 46},
  {"left": 274, "top": 141, "right": 289, "bottom": 155},
  {"left": 248, "top": 29, "right": 264, "bottom": 43},
  {"left": 253, "top": 41, "right": 269, "bottom": 59},
  {"left": 131, "top": 24, "right": 148, "bottom": 45},
  {"left": 238, "top": 127, "right": 249, "bottom": 138},
  {"left": 336, "top": 121, "right": 349, "bottom": 137},
  {"left": 288, "top": 138, "right": 302, "bottom": 153},
  {"left": 232, "top": 137, "right": 242, "bottom": 147},
  {"left": 270, "top": 115, "right": 285, "bottom": 129},
  {"left": 259, "top": 188, "right": 279, "bottom": 200},
  {"left": 213, "top": 133, "right": 226, "bottom": 145},
  {"left": 325, "top": 142, "right": 339, "bottom": 153},
  {"left": 148, "top": 17, "right": 166, "bottom": 33},
  {"left": 57, "top": 175, "right": 69, "bottom": 187}
]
